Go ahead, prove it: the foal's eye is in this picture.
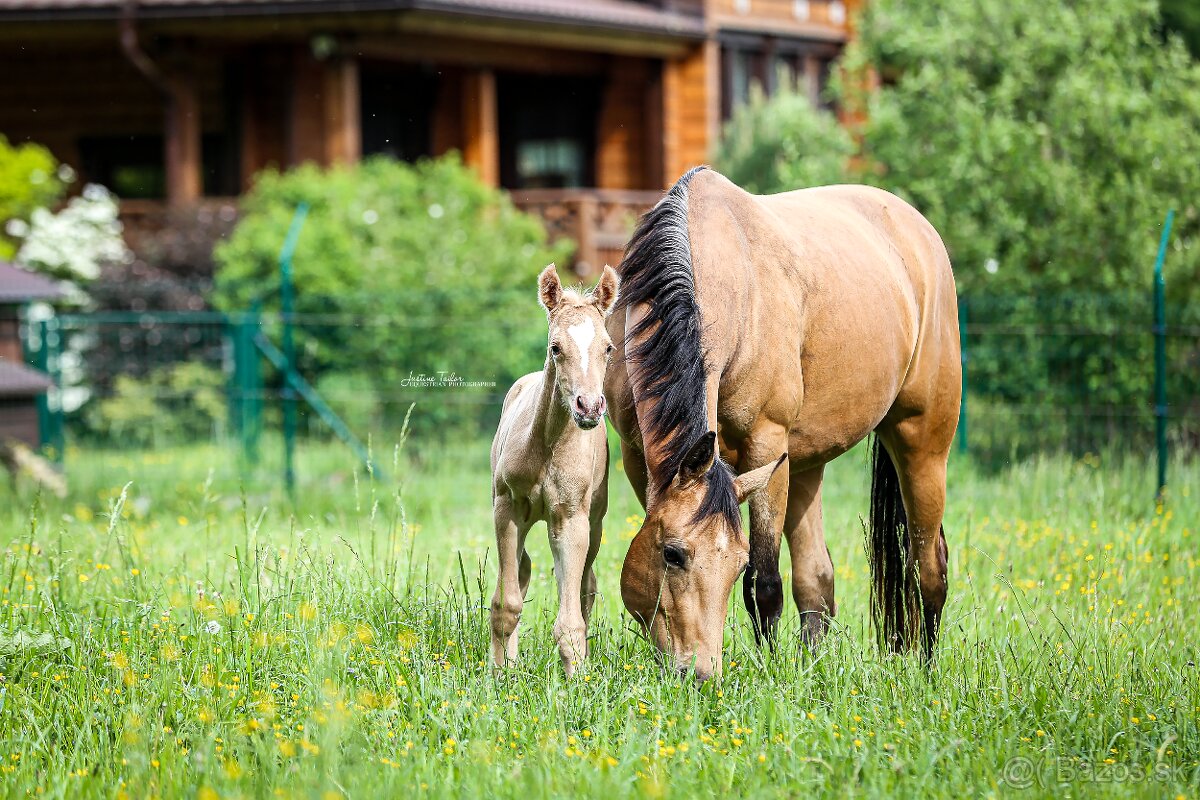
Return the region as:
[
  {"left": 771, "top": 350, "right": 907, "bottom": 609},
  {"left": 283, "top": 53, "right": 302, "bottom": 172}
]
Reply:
[
  {"left": 550, "top": 343, "right": 562, "bottom": 356},
  {"left": 663, "top": 544, "right": 687, "bottom": 569}
]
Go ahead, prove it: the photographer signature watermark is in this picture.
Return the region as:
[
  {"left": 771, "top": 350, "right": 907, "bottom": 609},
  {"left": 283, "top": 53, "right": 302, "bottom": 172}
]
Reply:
[
  {"left": 400, "top": 371, "right": 496, "bottom": 389},
  {"left": 1000, "top": 755, "right": 1195, "bottom": 790}
]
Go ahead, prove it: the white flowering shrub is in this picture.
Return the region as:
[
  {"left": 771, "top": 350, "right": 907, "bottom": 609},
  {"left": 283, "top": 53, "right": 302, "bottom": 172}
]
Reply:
[{"left": 10, "top": 184, "right": 130, "bottom": 284}]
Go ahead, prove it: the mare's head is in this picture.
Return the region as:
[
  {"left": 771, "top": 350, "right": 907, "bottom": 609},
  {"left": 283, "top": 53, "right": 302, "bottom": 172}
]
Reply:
[
  {"left": 538, "top": 263, "right": 620, "bottom": 430},
  {"left": 621, "top": 432, "right": 787, "bottom": 681}
]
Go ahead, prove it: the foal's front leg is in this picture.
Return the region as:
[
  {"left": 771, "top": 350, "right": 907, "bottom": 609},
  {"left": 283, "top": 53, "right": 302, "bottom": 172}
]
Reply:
[
  {"left": 491, "top": 495, "right": 531, "bottom": 667},
  {"left": 548, "top": 510, "right": 591, "bottom": 676}
]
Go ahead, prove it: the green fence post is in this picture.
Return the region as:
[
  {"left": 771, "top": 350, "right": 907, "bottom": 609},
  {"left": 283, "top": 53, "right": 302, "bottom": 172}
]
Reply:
[
  {"left": 958, "top": 298, "right": 968, "bottom": 455},
  {"left": 25, "top": 317, "right": 52, "bottom": 454},
  {"left": 1153, "top": 209, "right": 1174, "bottom": 503},
  {"left": 233, "top": 311, "right": 262, "bottom": 468},
  {"left": 279, "top": 203, "right": 309, "bottom": 497}
]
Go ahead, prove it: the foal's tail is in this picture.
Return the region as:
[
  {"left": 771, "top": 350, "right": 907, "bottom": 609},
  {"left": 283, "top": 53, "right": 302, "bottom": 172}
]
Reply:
[{"left": 866, "top": 435, "right": 922, "bottom": 653}]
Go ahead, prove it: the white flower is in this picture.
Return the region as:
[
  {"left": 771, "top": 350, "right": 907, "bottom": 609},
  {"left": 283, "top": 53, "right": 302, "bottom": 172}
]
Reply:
[
  {"left": 13, "top": 183, "right": 130, "bottom": 283},
  {"left": 204, "top": 620, "right": 222, "bottom": 635}
]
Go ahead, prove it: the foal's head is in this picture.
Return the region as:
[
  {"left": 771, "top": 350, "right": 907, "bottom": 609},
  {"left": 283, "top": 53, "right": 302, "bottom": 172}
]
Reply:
[
  {"left": 538, "top": 264, "right": 620, "bottom": 430},
  {"left": 621, "top": 432, "right": 787, "bottom": 681}
]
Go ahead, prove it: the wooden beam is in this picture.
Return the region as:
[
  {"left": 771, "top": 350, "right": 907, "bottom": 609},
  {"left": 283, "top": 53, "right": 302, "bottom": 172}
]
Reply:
[
  {"left": 164, "top": 75, "right": 202, "bottom": 207},
  {"left": 461, "top": 68, "right": 498, "bottom": 187},
  {"left": 353, "top": 35, "right": 608, "bottom": 76}
]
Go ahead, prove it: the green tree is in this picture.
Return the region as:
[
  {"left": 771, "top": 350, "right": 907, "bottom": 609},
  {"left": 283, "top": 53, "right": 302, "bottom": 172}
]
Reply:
[
  {"left": 840, "top": 0, "right": 1200, "bottom": 299},
  {"left": 0, "top": 136, "right": 64, "bottom": 259},
  {"left": 214, "top": 154, "right": 572, "bottom": 436}
]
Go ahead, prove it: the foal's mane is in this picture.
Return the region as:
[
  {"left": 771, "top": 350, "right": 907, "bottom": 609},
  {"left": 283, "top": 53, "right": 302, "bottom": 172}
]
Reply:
[{"left": 617, "top": 166, "right": 739, "bottom": 529}]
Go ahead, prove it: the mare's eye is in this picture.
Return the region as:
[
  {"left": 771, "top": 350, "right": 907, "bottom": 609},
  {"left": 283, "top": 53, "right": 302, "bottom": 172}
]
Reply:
[
  {"left": 663, "top": 544, "right": 687, "bottom": 569},
  {"left": 605, "top": 344, "right": 614, "bottom": 356}
]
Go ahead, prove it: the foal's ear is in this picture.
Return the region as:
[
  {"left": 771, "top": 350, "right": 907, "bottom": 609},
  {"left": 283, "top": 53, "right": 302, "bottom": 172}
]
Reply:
[
  {"left": 734, "top": 453, "right": 788, "bottom": 503},
  {"left": 538, "top": 264, "right": 562, "bottom": 313},
  {"left": 592, "top": 265, "right": 620, "bottom": 316},
  {"left": 678, "top": 431, "right": 717, "bottom": 485}
]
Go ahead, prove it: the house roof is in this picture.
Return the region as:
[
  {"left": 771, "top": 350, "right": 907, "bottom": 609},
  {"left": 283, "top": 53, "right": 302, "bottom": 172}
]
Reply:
[
  {"left": 0, "top": 263, "right": 64, "bottom": 304},
  {"left": 0, "top": 0, "right": 707, "bottom": 37},
  {"left": 0, "top": 358, "right": 53, "bottom": 397}
]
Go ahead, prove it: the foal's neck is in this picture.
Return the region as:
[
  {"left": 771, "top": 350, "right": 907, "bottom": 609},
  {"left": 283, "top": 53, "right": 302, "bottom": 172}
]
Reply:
[{"left": 533, "top": 356, "right": 574, "bottom": 448}]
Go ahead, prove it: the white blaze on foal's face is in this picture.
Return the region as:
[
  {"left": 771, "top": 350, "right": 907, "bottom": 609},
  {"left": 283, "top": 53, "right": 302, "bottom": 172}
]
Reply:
[
  {"left": 537, "top": 264, "right": 621, "bottom": 430},
  {"left": 568, "top": 318, "right": 596, "bottom": 374}
]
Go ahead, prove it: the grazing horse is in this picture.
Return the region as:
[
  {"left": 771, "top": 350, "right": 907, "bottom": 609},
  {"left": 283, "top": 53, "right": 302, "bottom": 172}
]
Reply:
[
  {"left": 490, "top": 264, "right": 620, "bottom": 676},
  {"left": 606, "top": 167, "right": 960, "bottom": 680}
]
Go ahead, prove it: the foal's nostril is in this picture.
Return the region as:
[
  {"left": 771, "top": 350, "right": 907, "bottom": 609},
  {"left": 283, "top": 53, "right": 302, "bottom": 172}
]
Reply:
[
  {"left": 597, "top": 396, "right": 607, "bottom": 415},
  {"left": 573, "top": 395, "right": 588, "bottom": 416}
]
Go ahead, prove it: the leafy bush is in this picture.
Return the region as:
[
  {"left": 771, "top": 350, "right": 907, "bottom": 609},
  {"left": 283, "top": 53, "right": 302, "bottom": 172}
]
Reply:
[
  {"left": 713, "top": 81, "right": 854, "bottom": 195},
  {"left": 85, "top": 362, "right": 228, "bottom": 447},
  {"left": 214, "top": 155, "right": 571, "bottom": 436},
  {"left": 0, "top": 135, "right": 65, "bottom": 259}
]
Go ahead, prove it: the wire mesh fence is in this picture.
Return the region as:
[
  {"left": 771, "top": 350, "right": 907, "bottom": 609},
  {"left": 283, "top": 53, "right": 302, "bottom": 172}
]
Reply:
[{"left": 18, "top": 291, "right": 1200, "bottom": 487}]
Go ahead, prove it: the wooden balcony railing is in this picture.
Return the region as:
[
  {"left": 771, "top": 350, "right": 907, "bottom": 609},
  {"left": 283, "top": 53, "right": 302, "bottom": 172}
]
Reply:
[
  {"left": 511, "top": 188, "right": 662, "bottom": 279},
  {"left": 120, "top": 189, "right": 663, "bottom": 281}
]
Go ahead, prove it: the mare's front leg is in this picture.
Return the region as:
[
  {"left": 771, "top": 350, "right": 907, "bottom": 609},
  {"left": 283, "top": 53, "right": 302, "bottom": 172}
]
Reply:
[
  {"left": 548, "top": 509, "right": 591, "bottom": 676},
  {"left": 490, "top": 494, "right": 531, "bottom": 668},
  {"left": 739, "top": 426, "right": 791, "bottom": 647},
  {"left": 784, "top": 466, "right": 836, "bottom": 647}
]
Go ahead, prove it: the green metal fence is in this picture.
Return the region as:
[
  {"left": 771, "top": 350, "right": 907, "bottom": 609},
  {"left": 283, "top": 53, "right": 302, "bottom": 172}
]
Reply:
[{"left": 21, "top": 291, "right": 1200, "bottom": 492}]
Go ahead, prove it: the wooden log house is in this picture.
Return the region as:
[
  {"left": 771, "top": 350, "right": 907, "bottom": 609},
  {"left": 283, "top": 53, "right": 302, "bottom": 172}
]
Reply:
[{"left": 0, "top": 0, "right": 858, "bottom": 275}]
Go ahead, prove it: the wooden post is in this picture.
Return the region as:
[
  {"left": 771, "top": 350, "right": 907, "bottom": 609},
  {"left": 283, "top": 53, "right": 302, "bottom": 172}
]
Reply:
[
  {"left": 462, "top": 68, "right": 499, "bottom": 186},
  {"left": 324, "top": 57, "right": 361, "bottom": 165},
  {"left": 165, "top": 76, "right": 202, "bottom": 207},
  {"left": 576, "top": 193, "right": 598, "bottom": 277}
]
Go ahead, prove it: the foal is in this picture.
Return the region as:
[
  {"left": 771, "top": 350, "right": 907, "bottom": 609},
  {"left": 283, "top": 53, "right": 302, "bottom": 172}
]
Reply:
[{"left": 490, "top": 264, "right": 619, "bottom": 676}]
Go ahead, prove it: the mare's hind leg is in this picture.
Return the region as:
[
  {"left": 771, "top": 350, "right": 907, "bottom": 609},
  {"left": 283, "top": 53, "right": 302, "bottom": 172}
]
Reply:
[
  {"left": 880, "top": 422, "right": 952, "bottom": 659},
  {"left": 784, "top": 465, "right": 836, "bottom": 647},
  {"left": 490, "top": 495, "right": 532, "bottom": 667},
  {"left": 549, "top": 512, "right": 592, "bottom": 676}
]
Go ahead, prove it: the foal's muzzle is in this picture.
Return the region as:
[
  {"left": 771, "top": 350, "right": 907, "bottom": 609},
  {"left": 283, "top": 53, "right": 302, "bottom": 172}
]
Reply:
[{"left": 571, "top": 394, "right": 606, "bottom": 428}]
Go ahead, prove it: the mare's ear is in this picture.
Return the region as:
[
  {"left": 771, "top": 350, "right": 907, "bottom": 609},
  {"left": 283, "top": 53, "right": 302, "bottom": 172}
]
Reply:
[
  {"left": 538, "top": 264, "right": 562, "bottom": 313},
  {"left": 592, "top": 265, "right": 620, "bottom": 316},
  {"left": 678, "top": 431, "right": 717, "bottom": 485},
  {"left": 734, "top": 453, "right": 788, "bottom": 503}
]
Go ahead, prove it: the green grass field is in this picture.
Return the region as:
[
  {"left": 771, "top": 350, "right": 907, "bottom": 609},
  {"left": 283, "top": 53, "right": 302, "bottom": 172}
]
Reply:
[{"left": 0, "top": 434, "right": 1196, "bottom": 799}]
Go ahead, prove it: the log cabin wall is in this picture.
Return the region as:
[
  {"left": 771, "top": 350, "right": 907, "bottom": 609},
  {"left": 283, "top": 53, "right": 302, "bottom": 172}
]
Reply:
[{"left": 0, "top": 0, "right": 863, "bottom": 274}]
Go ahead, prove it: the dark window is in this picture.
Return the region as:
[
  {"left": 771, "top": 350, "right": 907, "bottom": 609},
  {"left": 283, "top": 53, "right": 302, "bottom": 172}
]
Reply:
[
  {"left": 720, "top": 37, "right": 840, "bottom": 119},
  {"left": 77, "top": 135, "right": 237, "bottom": 199},
  {"left": 497, "top": 74, "right": 600, "bottom": 189},
  {"left": 360, "top": 63, "right": 439, "bottom": 162}
]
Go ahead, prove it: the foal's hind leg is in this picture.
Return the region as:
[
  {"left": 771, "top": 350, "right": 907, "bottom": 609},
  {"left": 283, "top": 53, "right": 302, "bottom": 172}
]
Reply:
[
  {"left": 881, "top": 423, "right": 952, "bottom": 659},
  {"left": 490, "top": 495, "right": 532, "bottom": 668},
  {"left": 784, "top": 466, "right": 836, "bottom": 647}
]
